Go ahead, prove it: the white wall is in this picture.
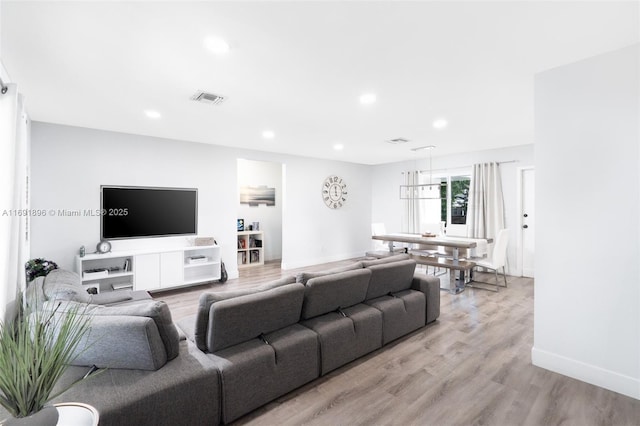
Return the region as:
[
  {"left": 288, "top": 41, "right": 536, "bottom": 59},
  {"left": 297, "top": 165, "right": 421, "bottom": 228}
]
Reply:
[
  {"left": 281, "top": 156, "right": 372, "bottom": 269},
  {"left": 371, "top": 144, "right": 535, "bottom": 275},
  {"left": 237, "top": 159, "right": 282, "bottom": 261},
  {"left": 533, "top": 44, "right": 639, "bottom": 399},
  {"left": 29, "top": 123, "right": 372, "bottom": 277}
]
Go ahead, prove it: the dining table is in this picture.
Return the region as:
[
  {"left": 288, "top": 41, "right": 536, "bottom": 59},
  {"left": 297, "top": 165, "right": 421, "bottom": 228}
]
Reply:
[
  {"left": 371, "top": 233, "right": 489, "bottom": 259},
  {"left": 371, "top": 233, "right": 491, "bottom": 294}
]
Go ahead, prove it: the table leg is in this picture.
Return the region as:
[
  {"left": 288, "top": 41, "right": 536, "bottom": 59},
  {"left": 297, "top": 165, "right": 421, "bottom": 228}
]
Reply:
[
  {"left": 388, "top": 241, "right": 394, "bottom": 252},
  {"left": 442, "top": 268, "right": 465, "bottom": 294}
]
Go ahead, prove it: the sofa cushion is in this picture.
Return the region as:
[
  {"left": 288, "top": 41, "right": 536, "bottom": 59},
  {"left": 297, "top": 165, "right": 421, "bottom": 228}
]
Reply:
[
  {"left": 207, "top": 323, "right": 318, "bottom": 423},
  {"left": 43, "top": 269, "right": 91, "bottom": 303},
  {"left": 295, "top": 262, "right": 363, "bottom": 285},
  {"left": 49, "top": 339, "right": 221, "bottom": 426},
  {"left": 364, "top": 259, "right": 417, "bottom": 300},
  {"left": 24, "top": 276, "right": 46, "bottom": 312},
  {"left": 48, "top": 299, "right": 181, "bottom": 364},
  {"left": 365, "top": 289, "right": 426, "bottom": 344},
  {"left": 89, "top": 291, "right": 133, "bottom": 305},
  {"left": 300, "top": 303, "right": 382, "bottom": 375},
  {"left": 301, "top": 269, "right": 372, "bottom": 320},
  {"left": 205, "top": 283, "right": 305, "bottom": 353},
  {"left": 193, "top": 276, "right": 296, "bottom": 351}
]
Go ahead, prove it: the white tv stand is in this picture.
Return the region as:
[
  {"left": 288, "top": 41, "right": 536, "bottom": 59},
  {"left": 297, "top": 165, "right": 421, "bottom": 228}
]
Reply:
[{"left": 75, "top": 245, "right": 221, "bottom": 293}]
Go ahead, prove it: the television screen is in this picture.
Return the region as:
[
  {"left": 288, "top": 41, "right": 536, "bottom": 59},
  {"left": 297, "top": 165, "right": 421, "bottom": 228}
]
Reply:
[{"left": 101, "top": 186, "right": 197, "bottom": 240}]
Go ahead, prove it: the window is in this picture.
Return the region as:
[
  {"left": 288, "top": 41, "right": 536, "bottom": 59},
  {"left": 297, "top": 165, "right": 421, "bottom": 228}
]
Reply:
[
  {"left": 438, "top": 175, "right": 470, "bottom": 226},
  {"left": 449, "top": 176, "right": 470, "bottom": 225},
  {"left": 409, "top": 170, "right": 471, "bottom": 235}
]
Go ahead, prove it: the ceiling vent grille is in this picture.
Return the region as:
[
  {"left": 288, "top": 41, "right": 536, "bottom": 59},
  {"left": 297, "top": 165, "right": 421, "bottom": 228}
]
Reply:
[
  {"left": 386, "top": 137, "right": 410, "bottom": 144},
  {"left": 191, "top": 91, "right": 226, "bottom": 105}
]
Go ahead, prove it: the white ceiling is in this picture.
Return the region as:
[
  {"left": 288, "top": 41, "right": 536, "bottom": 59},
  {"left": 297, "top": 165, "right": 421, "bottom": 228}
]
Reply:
[{"left": 2, "top": 1, "right": 638, "bottom": 165}]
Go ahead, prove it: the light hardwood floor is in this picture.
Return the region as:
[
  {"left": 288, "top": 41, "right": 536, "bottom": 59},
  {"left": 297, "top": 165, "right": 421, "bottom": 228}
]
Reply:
[{"left": 155, "top": 260, "right": 640, "bottom": 426}]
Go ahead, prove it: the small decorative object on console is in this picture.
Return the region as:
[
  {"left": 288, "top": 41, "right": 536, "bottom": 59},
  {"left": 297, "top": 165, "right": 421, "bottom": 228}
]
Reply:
[
  {"left": 83, "top": 268, "right": 109, "bottom": 279},
  {"left": 237, "top": 219, "right": 244, "bottom": 231},
  {"left": 195, "top": 237, "right": 215, "bottom": 246},
  {"left": 96, "top": 240, "right": 112, "bottom": 254},
  {"left": 187, "top": 255, "right": 208, "bottom": 265}
]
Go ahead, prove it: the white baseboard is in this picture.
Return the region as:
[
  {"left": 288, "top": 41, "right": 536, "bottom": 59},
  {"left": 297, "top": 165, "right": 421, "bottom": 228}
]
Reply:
[{"left": 531, "top": 346, "right": 640, "bottom": 400}]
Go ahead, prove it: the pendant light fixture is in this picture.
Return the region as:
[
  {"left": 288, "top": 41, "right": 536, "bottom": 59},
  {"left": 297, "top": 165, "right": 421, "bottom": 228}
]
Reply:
[{"left": 399, "top": 145, "right": 442, "bottom": 199}]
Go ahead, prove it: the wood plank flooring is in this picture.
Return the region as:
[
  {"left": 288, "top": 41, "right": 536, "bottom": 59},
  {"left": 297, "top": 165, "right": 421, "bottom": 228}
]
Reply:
[{"left": 153, "top": 259, "right": 640, "bottom": 426}]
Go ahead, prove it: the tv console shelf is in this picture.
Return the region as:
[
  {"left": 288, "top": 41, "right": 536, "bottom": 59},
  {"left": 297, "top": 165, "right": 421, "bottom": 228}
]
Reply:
[{"left": 75, "top": 245, "right": 221, "bottom": 293}]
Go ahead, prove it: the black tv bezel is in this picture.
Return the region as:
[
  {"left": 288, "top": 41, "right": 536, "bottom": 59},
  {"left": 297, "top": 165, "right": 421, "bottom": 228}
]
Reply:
[{"left": 100, "top": 185, "right": 198, "bottom": 241}]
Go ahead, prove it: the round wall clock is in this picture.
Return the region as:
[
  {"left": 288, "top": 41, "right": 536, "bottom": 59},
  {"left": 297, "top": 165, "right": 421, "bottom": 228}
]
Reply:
[
  {"left": 322, "top": 175, "right": 348, "bottom": 209},
  {"left": 96, "top": 240, "right": 112, "bottom": 254}
]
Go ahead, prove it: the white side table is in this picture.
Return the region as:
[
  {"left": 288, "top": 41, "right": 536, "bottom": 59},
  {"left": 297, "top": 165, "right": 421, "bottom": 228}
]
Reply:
[{"left": 54, "top": 403, "right": 99, "bottom": 426}]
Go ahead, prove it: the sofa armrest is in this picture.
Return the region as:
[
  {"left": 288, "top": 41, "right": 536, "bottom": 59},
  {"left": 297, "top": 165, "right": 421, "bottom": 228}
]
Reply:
[
  {"left": 411, "top": 274, "right": 440, "bottom": 323},
  {"left": 66, "top": 314, "right": 168, "bottom": 370}
]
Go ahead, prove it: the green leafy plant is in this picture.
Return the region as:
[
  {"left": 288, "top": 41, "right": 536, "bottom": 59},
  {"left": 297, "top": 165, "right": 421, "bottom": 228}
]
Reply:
[
  {"left": 24, "top": 258, "right": 59, "bottom": 282},
  {"left": 0, "top": 298, "right": 92, "bottom": 418}
]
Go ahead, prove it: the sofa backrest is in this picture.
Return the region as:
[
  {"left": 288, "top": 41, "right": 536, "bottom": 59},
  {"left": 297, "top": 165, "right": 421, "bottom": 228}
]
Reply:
[
  {"left": 300, "top": 269, "right": 372, "bottom": 320},
  {"left": 362, "top": 259, "right": 417, "bottom": 300},
  {"left": 194, "top": 276, "right": 295, "bottom": 351},
  {"left": 295, "top": 261, "right": 364, "bottom": 285},
  {"left": 46, "top": 299, "right": 180, "bottom": 370},
  {"left": 204, "top": 282, "right": 305, "bottom": 353}
]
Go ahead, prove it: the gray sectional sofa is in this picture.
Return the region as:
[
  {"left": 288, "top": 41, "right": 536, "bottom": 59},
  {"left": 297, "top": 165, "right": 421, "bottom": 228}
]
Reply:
[{"left": 1, "top": 254, "right": 440, "bottom": 425}]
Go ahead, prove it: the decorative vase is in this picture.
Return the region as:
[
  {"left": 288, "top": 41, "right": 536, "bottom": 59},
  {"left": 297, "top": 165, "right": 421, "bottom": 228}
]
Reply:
[{"left": 1, "top": 406, "right": 59, "bottom": 426}]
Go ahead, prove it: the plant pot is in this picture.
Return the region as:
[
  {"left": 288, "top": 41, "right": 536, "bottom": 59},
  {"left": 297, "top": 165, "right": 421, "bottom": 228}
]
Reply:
[{"left": 1, "top": 406, "right": 59, "bottom": 426}]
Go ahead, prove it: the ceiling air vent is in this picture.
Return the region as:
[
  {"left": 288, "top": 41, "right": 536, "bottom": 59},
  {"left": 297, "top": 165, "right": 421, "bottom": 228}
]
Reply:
[
  {"left": 386, "top": 137, "right": 410, "bottom": 145},
  {"left": 191, "top": 91, "right": 226, "bottom": 105}
]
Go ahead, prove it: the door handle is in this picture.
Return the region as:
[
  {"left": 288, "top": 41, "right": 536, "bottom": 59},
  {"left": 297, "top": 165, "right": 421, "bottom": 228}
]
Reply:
[{"left": 522, "top": 224, "right": 529, "bottom": 229}]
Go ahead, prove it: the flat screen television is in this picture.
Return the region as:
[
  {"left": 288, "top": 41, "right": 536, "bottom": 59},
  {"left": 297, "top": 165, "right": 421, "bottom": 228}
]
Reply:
[{"left": 101, "top": 186, "right": 198, "bottom": 240}]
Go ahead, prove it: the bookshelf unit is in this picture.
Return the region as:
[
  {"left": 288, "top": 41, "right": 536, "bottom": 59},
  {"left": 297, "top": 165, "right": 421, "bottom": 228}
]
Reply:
[
  {"left": 75, "top": 245, "right": 221, "bottom": 293},
  {"left": 237, "top": 230, "right": 264, "bottom": 268}
]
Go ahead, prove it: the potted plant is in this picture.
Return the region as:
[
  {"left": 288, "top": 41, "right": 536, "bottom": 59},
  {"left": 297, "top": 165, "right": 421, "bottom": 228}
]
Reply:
[
  {"left": 0, "top": 297, "right": 92, "bottom": 425},
  {"left": 24, "top": 258, "right": 58, "bottom": 282}
]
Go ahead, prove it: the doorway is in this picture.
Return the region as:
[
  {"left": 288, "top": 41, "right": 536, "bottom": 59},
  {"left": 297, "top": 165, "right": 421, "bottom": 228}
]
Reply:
[{"left": 237, "top": 159, "right": 283, "bottom": 269}]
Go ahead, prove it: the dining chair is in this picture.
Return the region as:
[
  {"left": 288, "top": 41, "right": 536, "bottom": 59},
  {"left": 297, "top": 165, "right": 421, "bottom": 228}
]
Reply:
[
  {"left": 468, "top": 229, "right": 510, "bottom": 291},
  {"left": 369, "top": 223, "right": 406, "bottom": 256}
]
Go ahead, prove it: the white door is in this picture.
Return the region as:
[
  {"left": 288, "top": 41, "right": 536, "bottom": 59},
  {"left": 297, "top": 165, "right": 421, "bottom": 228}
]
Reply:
[{"left": 521, "top": 169, "right": 535, "bottom": 277}]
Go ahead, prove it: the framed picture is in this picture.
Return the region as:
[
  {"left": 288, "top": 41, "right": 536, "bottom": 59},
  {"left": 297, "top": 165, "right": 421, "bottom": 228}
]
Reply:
[
  {"left": 237, "top": 218, "right": 244, "bottom": 231},
  {"left": 240, "top": 185, "right": 276, "bottom": 206}
]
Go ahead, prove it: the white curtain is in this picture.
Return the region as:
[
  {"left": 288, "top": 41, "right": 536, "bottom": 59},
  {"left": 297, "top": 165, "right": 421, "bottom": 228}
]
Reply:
[
  {"left": 466, "top": 162, "right": 505, "bottom": 240},
  {"left": 0, "top": 83, "right": 30, "bottom": 321},
  {"left": 401, "top": 170, "right": 420, "bottom": 233}
]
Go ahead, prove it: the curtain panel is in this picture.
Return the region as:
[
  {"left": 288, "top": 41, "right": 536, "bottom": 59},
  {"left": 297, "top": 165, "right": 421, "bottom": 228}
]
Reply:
[
  {"left": 466, "top": 162, "right": 505, "bottom": 240},
  {"left": 401, "top": 170, "right": 420, "bottom": 234},
  {"left": 0, "top": 83, "right": 29, "bottom": 321}
]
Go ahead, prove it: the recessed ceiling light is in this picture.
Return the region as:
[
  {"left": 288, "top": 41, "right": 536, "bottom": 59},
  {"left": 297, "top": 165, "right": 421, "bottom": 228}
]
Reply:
[
  {"left": 203, "top": 36, "right": 230, "bottom": 55},
  {"left": 333, "top": 144, "right": 344, "bottom": 151},
  {"left": 432, "top": 118, "right": 448, "bottom": 129},
  {"left": 144, "top": 110, "right": 161, "bottom": 119},
  {"left": 262, "top": 130, "right": 275, "bottom": 139},
  {"left": 359, "top": 93, "right": 377, "bottom": 105}
]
